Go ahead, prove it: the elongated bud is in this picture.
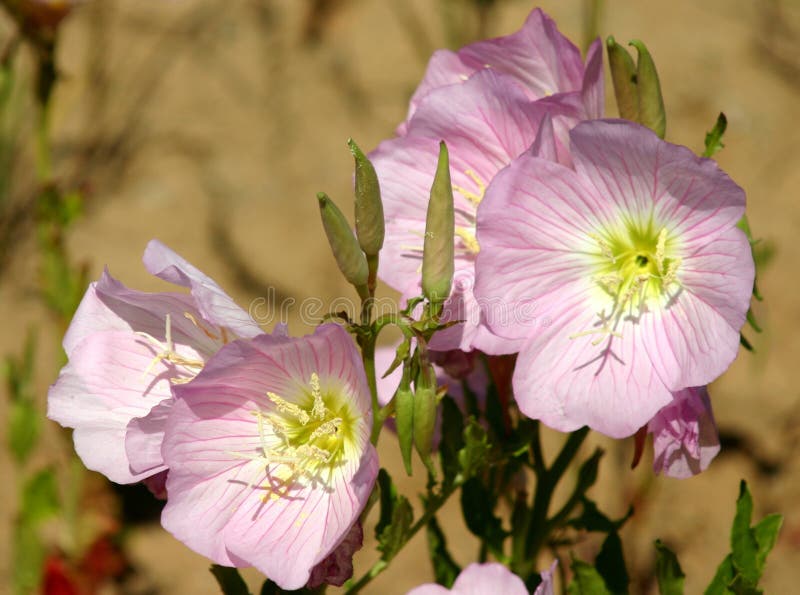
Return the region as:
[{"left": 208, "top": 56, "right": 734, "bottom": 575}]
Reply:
[
  {"left": 413, "top": 365, "right": 438, "bottom": 476},
  {"left": 317, "top": 192, "right": 369, "bottom": 298},
  {"left": 348, "top": 139, "right": 384, "bottom": 257},
  {"left": 422, "top": 141, "right": 454, "bottom": 307},
  {"left": 606, "top": 36, "right": 639, "bottom": 122},
  {"left": 394, "top": 366, "right": 415, "bottom": 476},
  {"left": 630, "top": 40, "right": 666, "bottom": 139}
]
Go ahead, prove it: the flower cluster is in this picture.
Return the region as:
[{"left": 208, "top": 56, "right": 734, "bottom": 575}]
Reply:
[
  {"left": 48, "top": 241, "right": 378, "bottom": 589},
  {"left": 371, "top": 8, "right": 752, "bottom": 474},
  {"left": 47, "top": 6, "right": 756, "bottom": 593}
]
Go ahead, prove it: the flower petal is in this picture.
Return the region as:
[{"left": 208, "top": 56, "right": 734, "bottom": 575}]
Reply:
[{"left": 143, "top": 239, "right": 262, "bottom": 338}]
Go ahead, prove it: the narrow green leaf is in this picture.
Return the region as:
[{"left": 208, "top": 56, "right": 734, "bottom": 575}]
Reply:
[
  {"left": 375, "top": 468, "right": 398, "bottom": 539},
  {"left": 730, "top": 481, "right": 759, "bottom": 584},
  {"left": 703, "top": 113, "right": 728, "bottom": 158},
  {"left": 460, "top": 478, "right": 506, "bottom": 556},
  {"left": 426, "top": 515, "right": 461, "bottom": 587},
  {"left": 752, "top": 513, "right": 782, "bottom": 575},
  {"left": 210, "top": 565, "right": 251, "bottom": 595},
  {"left": 439, "top": 395, "right": 465, "bottom": 488},
  {"left": 654, "top": 540, "right": 685, "bottom": 595},
  {"left": 704, "top": 554, "right": 735, "bottom": 595},
  {"left": 377, "top": 496, "right": 413, "bottom": 562},
  {"left": 596, "top": 532, "right": 629, "bottom": 595}
]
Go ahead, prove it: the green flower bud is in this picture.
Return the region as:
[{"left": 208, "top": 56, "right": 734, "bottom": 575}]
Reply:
[
  {"left": 348, "top": 138, "right": 385, "bottom": 258},
  {"left": 630, "top": 39, "right": 666, "bottom": 139},
  {"left": 317, "top": 192, "right": 369, "bottom": 298},
  {"left": 394, "top": 366, "right": 415, "bottom": 476},
  {"left": 422, "top": 141, "right": 455, "bottom": 307},
  {"left": 606, "top": 36, "right": 639, "bottom": 122},
  {"left": 413, "top": 365, "right": 438, "bottom": 476}
]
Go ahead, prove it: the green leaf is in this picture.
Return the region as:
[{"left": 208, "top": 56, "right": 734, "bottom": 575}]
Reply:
[
  {"left": 569, "top": 498, "right": 632, "bottom": 534},
  {"left": 426, "top": 515, "right": 460, "bottom": 587},
  {"left": 377, "top": 496, "right": 413, "bottom": 562},
  {"left": 753, "top": 513, "right": 782, "bottom": 575},
  {"left": 210, "top": 565, "right": 251, "bottom": 595},
  {"left": 654, "top": 540, "right": 685, "bottom": 595},
  {"left": 460, "top": 477, "right": 506, "bottom": 557},
  {"left": 568, "top": 558, "right": 612, "bottom": 595},
  {"left": 703, "top": 113, "right": 728, "bottom": 158},
  {"left": 704, "top": 554, "right": 735, "bottom": 595},
  {"left": 458, "top": 418, "right": 490, "bottom": 479},
  {"left": 730, "top": 481, "right": 759, "bottom": 585},
  {"left": 375, "top": 468, "right": 398, "bottom": 539},
  {"left": 4, "top": 330, "right": 39, "bottom": 465},
  {"left": 596, "top": 532, "right": 629, "bottom": 595},
  {"left": 20, "top": 468, "right": 59, "bottom": 524},
  {"left": 439, "top": 395, "right": 465, "bottom": 488}
]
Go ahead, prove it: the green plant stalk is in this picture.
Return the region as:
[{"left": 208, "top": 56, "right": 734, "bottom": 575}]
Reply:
[{"left": 513, "top": 427, "right": 590, "bottom": 579}]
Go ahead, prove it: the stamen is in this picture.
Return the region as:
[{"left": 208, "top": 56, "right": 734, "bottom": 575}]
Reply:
[
  {"left": 655, "top": 228, "right": 668, "bottom": 275},
  {"left": 267, "top": 392, "right": 310, "bottom": 425},
  {"left": 455, "top": 227, "right": 480, "bottom": 254},
  {"left": 308, "top": 418, "right": 342, "bottom": 441},
  {"left": 589, "top": 232, "right": 616, "bottom": 263},
  {"left": 452, "top": 169, "right": 486, "bottom": 206},
  {"left": 136, "top": 313, "right": 205, "bottom": 380},
  {"left": 310, "top": 373, "right": 326, "bottom": 421},
  {"left": 184, "top": 311, "right": 221, "bottom": 341}
]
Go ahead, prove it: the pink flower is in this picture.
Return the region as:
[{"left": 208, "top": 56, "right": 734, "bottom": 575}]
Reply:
[
  {"left": 399, "top": 8, "right": 603, "bottom": 134},
  {"left": 474, "top": 120, "right": 754, "bottom": 437},
  {"left": 406, "top": 563, "right": 528, "bottom": 595},
  {"left": 649, "top": 386, "right": 720, "bottom": 478},
  {"left": 47, "top": 240, "right": 263, "bottom": 484},
  {"left": 160, "top": 324, "right": 378, "bottom": 590},
  {"left": 372, "top": 69, "right": 595, "bottom": 354}
]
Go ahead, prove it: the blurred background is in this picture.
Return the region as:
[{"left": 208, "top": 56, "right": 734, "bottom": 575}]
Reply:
[{"left": 0, "top": 0, "right": 798, "bottom": 593}]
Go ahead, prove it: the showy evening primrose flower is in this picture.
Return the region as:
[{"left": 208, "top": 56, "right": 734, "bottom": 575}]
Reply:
[
  {"left": 47, "top": 240, "right": 263, "bottom": 485},
  {"left": 649, "top": 386, "right": 720, "bottom": 478},
  {"left": 398, "top": 8, "right": 604, "bottom": 134},
  {"left": 407, "top": 562, "right": 553, "bottom": 595},
  {"left": 474, "top": 120, "right": 754, "bottom": 438},
  {"left": 160, "top": 324, "right": 378, "bottom": 590}
]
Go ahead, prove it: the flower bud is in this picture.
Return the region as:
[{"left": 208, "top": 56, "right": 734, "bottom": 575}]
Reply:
[
  {"left": 630, "top": 39, "right": 666, "bottom": 139},
  {"left": 413, "top": 365, "right": 438, "bottom": 476},
  {"left": 317, "top": 192, "right": 369, "bottom": 298},
  {"left": 606, "top": 36, "right": 639, "bottom": 122},
  {"left": 422, "top": 141, "right": 455, "bottom": 307},
  {"left": 394, "top": 367, "right": 415, "bottom": 476},
  {"left": 348, "top": 138, "right": 384, "bottom": 258}
]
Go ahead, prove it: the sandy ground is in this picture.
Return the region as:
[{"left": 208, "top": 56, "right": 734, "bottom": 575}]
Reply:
[{"left": 1, "top": 0, "right": 799, "bottom": 593}]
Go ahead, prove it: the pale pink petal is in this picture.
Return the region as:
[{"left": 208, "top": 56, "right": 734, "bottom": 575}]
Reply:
[
  {"left": 126, "top": 399, "right": 173, "bottom": 476},
  {"left": 527, "top": 113, "right": 558, "bottom": 162},
  {"left": 569, "top": 120, "right": 746, "bottom": 249},
  {"left": 649, "top": 386, "right": 720, "bottom": 478},
  {"left": 581, "top": 38, "right": 605, "bottom": 119},
  {"left": 404, "top": 8, "right": 584, "bottom": 125},
  {"left": 143, "top": 239, "right": 262, "bottom": 339},
  {"left": 475, "top": 154, "right": 612, "bottom": 342},
  {"left": 534, "top": 560, "right": 558, "bottom": 595},
  {"left": 451, "top": 563, "right": 528, "bottom": 595},
  {"left": 512, "top": 285, "right": 673, "bottom": 438},
  {"left": 47, "top": 331, "right": 178, "bottom": 483},
  {"left": 162, "top": 325, "right": 377, "bottom": 589}
]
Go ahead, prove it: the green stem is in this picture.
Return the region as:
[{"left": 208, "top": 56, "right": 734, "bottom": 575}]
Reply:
[
  {"left": 515, "top": 427, "right": 589, "bottom": 579},
  {"left": 360, "top": 333, "right": 382, "bottom": 445}
]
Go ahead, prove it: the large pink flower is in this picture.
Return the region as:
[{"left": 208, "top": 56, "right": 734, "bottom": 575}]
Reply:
[
  {"left": 47, "top": 240, "right": 262, "bottom": 484},
  {"left": 406, "top": 563, "right": 535, "bottom": 595},
  {"left": 372, "top": 66, "right": 597, "bottom": 354},
  {"left": 399, "top": 8, "right": 603, "bottom": 134},
  {"left": 649, "top": 386, "right": 720, "bottom": 478},
  {"left": 160, "top": 324, "right": 378, "bottom": 590},
  {"left": 474, "top": 120, "right": 754, "bottom": 437}
]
